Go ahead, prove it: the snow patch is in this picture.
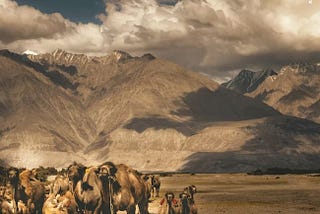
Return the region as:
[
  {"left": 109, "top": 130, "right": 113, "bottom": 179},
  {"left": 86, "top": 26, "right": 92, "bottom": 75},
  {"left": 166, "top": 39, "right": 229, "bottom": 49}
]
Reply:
[{"left": 22, "top": 49, "right": 38, "bottom": 55}]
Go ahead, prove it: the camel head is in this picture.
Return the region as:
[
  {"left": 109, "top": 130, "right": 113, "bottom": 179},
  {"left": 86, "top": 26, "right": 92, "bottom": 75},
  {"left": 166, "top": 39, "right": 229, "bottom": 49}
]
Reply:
[
  {"left": 141, "top": 174, "right": 149, "bottom": 181},
  {"left": 67, "top": 162, "right": 86, "bottom": 183},
  {"left": 7, "top": 167, "right": 19, "bottom": 185},
  {"left": 165, "top": 192, "right": 175, "bottom": 205},
  {"left": 191, "top": 185, "right": 197, "bottom": 194},
  {"left": 98, "top": 162, "right": 117, "bottom": 180},
  {"left": 184, "top": 185, "right": 197, "bottom": 198},
  {"left": 179, "top": 192, "right": 190, "bottom": 201}
]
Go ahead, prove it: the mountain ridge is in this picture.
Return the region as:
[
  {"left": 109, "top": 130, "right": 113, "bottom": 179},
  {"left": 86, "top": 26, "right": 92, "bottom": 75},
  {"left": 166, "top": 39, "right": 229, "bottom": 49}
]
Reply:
[
  {"left": 0, "top": 49, "right": 320, "bottom": 172},
  {"left": 222, "top": 68, "right": 277, "bottom": 94}
]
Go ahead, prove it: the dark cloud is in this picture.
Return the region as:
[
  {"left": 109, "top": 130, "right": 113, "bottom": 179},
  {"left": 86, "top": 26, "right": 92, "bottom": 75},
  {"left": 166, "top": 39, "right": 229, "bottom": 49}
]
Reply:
[{"left": 156, "top": 0, "right": 179, "bottom": 5}]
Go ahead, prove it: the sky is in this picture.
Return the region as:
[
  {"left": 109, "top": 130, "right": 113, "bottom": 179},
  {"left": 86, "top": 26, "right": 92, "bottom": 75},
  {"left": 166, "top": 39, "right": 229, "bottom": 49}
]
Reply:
[{"left": 1, "top": 0, "right": 320, "bottom": 82}]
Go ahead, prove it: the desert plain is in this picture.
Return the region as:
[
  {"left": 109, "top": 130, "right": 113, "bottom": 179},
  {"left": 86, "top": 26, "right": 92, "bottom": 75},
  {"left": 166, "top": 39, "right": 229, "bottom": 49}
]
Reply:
[{"left": 123, "top": 173, "right": 320, "bottom": 214}]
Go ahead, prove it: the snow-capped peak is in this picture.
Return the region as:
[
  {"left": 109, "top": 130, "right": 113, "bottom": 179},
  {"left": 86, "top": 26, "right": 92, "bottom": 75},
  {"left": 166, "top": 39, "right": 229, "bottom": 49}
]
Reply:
[{"left": 23, "top": 49, "right": 38, "bottom": 55}]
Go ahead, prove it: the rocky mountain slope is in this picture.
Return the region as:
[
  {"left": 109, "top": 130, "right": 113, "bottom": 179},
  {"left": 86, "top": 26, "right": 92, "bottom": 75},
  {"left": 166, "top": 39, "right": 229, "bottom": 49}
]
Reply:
[
  {"left": 0, "top": 50, "right": 96, "bottom": 167},
  {"left": 1, "top": 50, "right": 320, "bottom": 172},
  {"left": 246, "top": 63, "right": 320, "bottom": 124},
  {"left": 222, "top": 68, "right": 277, "bottom": 94},
  {"left": 223, "top": 64, "right": 320, "bottom": 124}
]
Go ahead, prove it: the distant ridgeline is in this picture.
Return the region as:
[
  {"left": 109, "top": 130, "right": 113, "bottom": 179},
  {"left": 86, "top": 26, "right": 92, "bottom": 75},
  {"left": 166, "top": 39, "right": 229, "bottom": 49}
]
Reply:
[{"left": 248, "top": 168, "right": 320, "bottom": 175}]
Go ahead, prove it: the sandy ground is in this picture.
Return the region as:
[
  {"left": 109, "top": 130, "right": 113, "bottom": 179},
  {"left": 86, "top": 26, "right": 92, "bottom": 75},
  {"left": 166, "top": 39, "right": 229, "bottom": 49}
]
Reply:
[{"left": 119, "top": 173, "right": 320, "bottom": 214}]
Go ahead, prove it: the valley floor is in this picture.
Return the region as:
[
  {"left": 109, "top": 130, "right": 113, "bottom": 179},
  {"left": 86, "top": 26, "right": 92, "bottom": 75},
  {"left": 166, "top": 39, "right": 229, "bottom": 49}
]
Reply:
[{"left": 120, "top": 173, "right": 320, "bottom": 213}]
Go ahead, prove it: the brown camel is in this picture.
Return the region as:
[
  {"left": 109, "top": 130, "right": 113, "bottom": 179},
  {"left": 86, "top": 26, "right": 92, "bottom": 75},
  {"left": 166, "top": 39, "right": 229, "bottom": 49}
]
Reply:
[
  {"left": 66, "top": 162, "right": 86, "bottom": 213},
  {"left": 141, "top": 175, "right": 161, "bottom": 199},
  {"left": 42, "top": 191, "right": 77, "bottom": 214},
  {"left": 1, "top": 187, "right": 15, "bottom": 214},
  {"left": 18, "top": 169, "right": 46, "bottom": 214},
  {"left": 150, "top": 175, "right": 161, "bottom": 198},
  {"left": 51, "top": 175, "right": 70, "bottom": 196},
  {"left": 67, "top": 162, "right": 86, "bottom": 192},
  {"left": 7, "top": 168, "right": 26, "bottom": 213},
  {"left": 158, "top": 192, "right": 180, "bottom": 214},
  {"left": 141, "top": 175, "right": 152, "bottom": 201},
  {"left": 74, "top": 166, "right": 104, "bottom": 214},
  {"left": 98, "top": 162, "right": 149, "bottom": 214}
]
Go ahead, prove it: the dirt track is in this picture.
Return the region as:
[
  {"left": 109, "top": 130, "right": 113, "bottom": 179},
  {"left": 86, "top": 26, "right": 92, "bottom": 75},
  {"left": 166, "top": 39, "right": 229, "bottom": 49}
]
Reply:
[{"left": 119, "top": 173, "right": 320, "bottom": 214}]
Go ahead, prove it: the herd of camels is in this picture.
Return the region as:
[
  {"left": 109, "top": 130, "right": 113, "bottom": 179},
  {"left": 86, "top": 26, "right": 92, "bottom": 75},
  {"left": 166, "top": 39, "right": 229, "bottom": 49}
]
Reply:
[{"left": 0, "top": 162, "right": 197, "bottom": 214}]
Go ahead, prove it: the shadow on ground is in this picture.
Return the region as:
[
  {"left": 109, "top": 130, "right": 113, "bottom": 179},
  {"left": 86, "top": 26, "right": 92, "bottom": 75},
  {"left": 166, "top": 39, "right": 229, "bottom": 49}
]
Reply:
[{"left": 179, "top": 117, "right": 320, "bottom": 173}]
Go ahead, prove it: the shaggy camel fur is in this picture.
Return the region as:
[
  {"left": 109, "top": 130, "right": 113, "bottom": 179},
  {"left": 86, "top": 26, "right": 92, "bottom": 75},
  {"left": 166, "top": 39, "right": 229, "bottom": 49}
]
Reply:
[
  {"left": 99, "top": 162, "right": 149, "bottom": 214},
  {"left": 42, "top": 191, "right": 77, "bottom": 214},
  {"left": 16, "top": 169, "right": 45, "bottom": 214}
]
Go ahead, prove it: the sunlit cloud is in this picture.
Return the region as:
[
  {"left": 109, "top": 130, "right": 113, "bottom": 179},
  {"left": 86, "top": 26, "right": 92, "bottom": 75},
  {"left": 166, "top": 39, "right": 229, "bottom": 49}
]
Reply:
[{"left": 1, "top": 0, "right": 320, "bottom": 80}]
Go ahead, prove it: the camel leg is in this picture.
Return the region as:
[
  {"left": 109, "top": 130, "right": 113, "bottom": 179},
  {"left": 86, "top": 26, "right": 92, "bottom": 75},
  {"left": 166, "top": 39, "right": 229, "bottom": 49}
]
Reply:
[
  {"left": 138, "top": 199, "right": 149, "bottom": 214},
  {"left": 126, "top": 205, "right": 136, "bottom": 214}
]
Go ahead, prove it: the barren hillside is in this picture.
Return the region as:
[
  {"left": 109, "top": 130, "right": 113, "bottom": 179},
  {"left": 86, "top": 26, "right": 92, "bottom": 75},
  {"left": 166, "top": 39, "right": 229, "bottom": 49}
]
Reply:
[
  {"left": 224, "top": 63, "right": 320, "bottom": 124},
  {"left": 0, "top": 50, "right": 96, "bottom": 167},
  {"left": 247, "top": 63, "right": 320, "bottom": 124},
  {"left": 0, "top": 50, "right": 320, "bottom": 172}
]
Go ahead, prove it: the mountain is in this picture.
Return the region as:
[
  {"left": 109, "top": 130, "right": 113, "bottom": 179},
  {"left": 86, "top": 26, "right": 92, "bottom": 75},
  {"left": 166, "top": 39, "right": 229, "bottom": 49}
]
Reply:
[
  {"left": 1, "top": 49, "right": 320, "bottom": 172},
  {"left": 247, "top": 63, "right": 320, "bottom": 124},
  {"left": 222, "top": 68, "right": 277, "bottom": 94},
  {"left": 0, "top": 50, "right": 96, "bottom": 168}
]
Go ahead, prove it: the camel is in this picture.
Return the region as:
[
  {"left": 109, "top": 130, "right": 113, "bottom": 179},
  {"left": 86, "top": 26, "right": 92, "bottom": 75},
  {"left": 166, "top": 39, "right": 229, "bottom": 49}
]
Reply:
[
  {"left": 66, "top": 162, "right": 86, "bottom": 193},
  {"left": 19, "top": 169, "right": 46, "bottom": 214},
  {"left": 51, "top": 175, "right": 70, "bottom": 196},
  {"left": 66, "top": 162, "right": 87, "bottom": 213},
  {"left": 1, "top": 187, "right": 15, "bottom": 214},
  {"left": 7, "top": 168, "right": 45, "bottom": 214},
  {"left": 141, "top": 175, "right": 152, "bottom": 201},
  {"left": 183, "top": 185, "right": 196, "bottom": 200},
  {"left": 7, "top": 168, "right": 26, "bottom": 213},
  {"left": 150, "top": 175, "right": 161, "bottom": 198},
  {"left": 98, "top": 162, "right": 149, "bottom": 214},
  {"left": 158, "top": 192, "right": 197, "bottom": 214},
  {"left": 141, "top": 175, "right": 161, "bottom": 199},
  {"left": 42, "top": 191, "right": 77, "bottom": 214},
  {"left": 74, "top": 166, "right": 104, "bottom": 214},
  {"left": 158, "top": 192, "right": 180, "bottom": 214},
  {"left": 178, "top": 193, "right": 197, "bottom": 214}
]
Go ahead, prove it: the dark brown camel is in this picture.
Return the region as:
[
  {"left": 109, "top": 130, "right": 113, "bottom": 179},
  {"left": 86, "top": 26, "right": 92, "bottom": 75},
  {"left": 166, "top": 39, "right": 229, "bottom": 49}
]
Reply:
[
  {"left": 98, "top": 162, "right": 149, "bottom": 214},
  {"left": 66, "top": 162, "right": 86, "bottom": 213},
  {"left": 178, "top": 193, "right": 197, "bottom": 214}
]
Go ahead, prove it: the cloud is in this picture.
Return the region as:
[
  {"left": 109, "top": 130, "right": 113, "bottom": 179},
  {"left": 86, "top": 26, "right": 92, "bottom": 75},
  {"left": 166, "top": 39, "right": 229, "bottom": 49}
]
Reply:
[
  {"left": 0, "top": 0, "right": 107, "bottom": 54},
  {"left": 2, "top": 0, "right": 320, "bottom": 80},
  {"left": 0, "top": 0, "right": 69, "bottom": 43},
  {"left": 97, "top": 0, "right": 320, "bottom": 79}
]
